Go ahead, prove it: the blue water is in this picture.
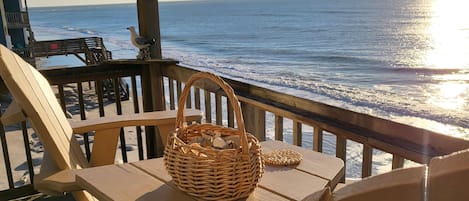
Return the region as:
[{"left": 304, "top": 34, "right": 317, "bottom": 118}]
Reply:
[{"left": 29, "top": 0, "right": 469, "bottom": 176}]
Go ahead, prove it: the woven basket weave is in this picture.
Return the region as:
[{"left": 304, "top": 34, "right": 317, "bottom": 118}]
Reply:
[{"left": 164, "top": 72, "right": 264, "bottom": 201}]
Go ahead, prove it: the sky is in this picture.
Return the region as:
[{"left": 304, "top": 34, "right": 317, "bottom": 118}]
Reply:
[{"left": 27, "top": 0, "right": 185, "bottom": 7}]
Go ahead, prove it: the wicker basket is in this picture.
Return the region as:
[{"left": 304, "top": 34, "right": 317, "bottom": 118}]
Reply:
[{"left": 164, "top": 72, "right": 264, "bottom": 201}]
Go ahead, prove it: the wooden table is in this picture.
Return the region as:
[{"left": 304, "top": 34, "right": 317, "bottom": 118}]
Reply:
[{"left": 76, "top": 140, "right": 344, "bottom": 201}]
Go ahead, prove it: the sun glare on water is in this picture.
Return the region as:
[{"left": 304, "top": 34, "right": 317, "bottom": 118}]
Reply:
[
  {"left": 423, "top": 0, "right": 469, "bottom": 69},
  {"left": 427, "top": 81, "right": 467, "bottom": 110},
  {"left": 422, "top": 0, "right": 469, "bottom": 112}
]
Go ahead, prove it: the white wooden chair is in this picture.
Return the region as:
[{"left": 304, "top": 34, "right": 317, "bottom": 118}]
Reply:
[
  {"left": 0, "top": 45, "right": 202, "bottom": 200},
  {"left": 428, "top": 149, "right": 469, "bottom": 201},
  {"left": 331, "top": 166, "right": 426, "bottom": 201}
]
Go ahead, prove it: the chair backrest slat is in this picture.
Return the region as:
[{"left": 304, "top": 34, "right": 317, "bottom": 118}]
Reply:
[
  {"left": 0, "top": 45, "right": 88, "bottom": 170},
  {"left": 428, "top": 149, "right": 469, "bottom": 201}
]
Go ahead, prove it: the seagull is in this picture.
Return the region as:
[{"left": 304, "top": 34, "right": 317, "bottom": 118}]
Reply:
[{"left": 126, "top": 26, "right": 155, "bottom": 49}]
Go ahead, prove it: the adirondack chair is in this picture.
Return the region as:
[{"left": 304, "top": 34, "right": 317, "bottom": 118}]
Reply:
[
  {"left": 0, "top": 45, "right": 202, "bottom": 200},
  {"left": 428, "top": 149, "right": 469, "bottom": 201},
  {"left": 330, "top": 165, "right": 426, "bottom": 201}
]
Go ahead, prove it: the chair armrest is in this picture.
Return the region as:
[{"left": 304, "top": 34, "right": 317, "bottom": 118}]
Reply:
[
  {"left": 0, "top": 101, "right": 26, "bottom": 125},
  {"left": 70, "top": 109, "right": 202, "bottom": 133},
  {"left": 34, "top": 151, "right": 82, "bottom": 195}
]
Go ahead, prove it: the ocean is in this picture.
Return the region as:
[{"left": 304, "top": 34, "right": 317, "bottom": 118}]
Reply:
[{"left": 28, "top": 0, "right": 469, "bottom": 177}]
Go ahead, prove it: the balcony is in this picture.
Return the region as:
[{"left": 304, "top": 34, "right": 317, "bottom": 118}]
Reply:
[
  {"left": 5, "top": 12, "right": 30, "bottom": 29},
  {"left": 1, "top": 59, "right": 468, "bottom": 199}
]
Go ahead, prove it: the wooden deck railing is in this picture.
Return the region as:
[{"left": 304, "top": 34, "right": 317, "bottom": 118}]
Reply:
[
  {"left": 1, "top": 60, "right": 469, "bottom": 199},
  {"left": 158, "top": 63, "right": 469, "bottom": 180}
]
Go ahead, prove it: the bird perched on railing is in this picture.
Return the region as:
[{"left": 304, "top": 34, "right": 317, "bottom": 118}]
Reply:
[{"left": 126, "top": 26, "right": 155, "bottom": 60}]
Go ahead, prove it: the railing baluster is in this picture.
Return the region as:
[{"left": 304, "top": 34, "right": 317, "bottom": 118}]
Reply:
[
  {"left": 132, "top": 76, "right": 144, "bottom": 160},
  {"left": 57, "top": 84, "right": 66, "bottom": 112},
  {"left": 313, "top": 127, "right": 323, "bottom": 152},
  {"left": 186, "top": 86, "right": 192, "bottom": 109},
  {"left": 0, "top": 118, "right": 14, "bottom": 188},
  {"left": 227, "top": 99, "right": 234, "bottom": 128},
  {"left": 204, "top": 90, "right": 212, "bottom": 123},
  {"left": 114, "top": 78, "right": 123, "bottom": 115},
  {"left": 194, "top": 88, "right": 201, "bottom": 110},
  {"left": 169, "top": 78, "right": 175, "bottom": 110},
  {"left": 293, "top": 121, "right": 302, "bottom": 146},
  {"left": 392, "top": 155, "right": 404, "bottom": 169},
  {"left": 176, "top": 80, "right": 182, "bottom": 104},
  {"left": 362, "top": 144, "right": 372, "bottom": 178},
  {"left": 114, "top": 77, "right": 127, "bottom": 163},
  {"left": 77, "top": 82, "right": 86, "bottom": 119},
  {"left": 336, "top": 136, "right": 347, "bottom": 182},
  {"left": 241, "top": 102, "right": 266, "bottom": 141},
  {"left": 96, "top": 80, "right": 105, "bottom": 117},
  {"left": 77, "top": 82, "right": 91, "bottom": 160},
  {"left": 275, "top": 115, "right": 283, "bottom": 141},
  {"left": 21, "top": 122, "right": 35, "bottom": 184},
  {"left": 215, "top": 94, "right": 222, "bottom": 125}
]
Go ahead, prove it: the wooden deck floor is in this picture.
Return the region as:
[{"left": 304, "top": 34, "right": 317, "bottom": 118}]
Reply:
[{"left": 12, "top": 193, "right": 75, "bottom": 201}]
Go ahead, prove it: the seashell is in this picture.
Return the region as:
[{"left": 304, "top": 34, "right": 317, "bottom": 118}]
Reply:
[
  {"left": 224, "top": 140, "right": 236, "bottom": 149},
  {"left": 213, "top": 136, "right": 227, "bottom": 149},
  {"left": 201, "top": 134, "right": 213, "bottom": 147},
  {"left": 189, "top": 136, "right": 203, "bottom": 144},
  {"left": 223, "top": 136, "right": 241, "bottom": 148}
]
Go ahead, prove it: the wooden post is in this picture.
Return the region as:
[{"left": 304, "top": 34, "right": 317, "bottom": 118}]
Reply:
[
  {"left": 274, "top": 115, "right": 283, "bottom": 141},
  {"left": 241, "top": 102, "right": 266, "bottom": 141},
  {"left": 336, "top": 136, "right": 346, "bottom": 182},
  {"left": 137, "top": 0, "right": 162, "bottom": 59},
  {"left": 292, "top": 121, "right": 302, "bottom": 146},
  {"left": 362, "top": 144, "right": 372, "bottom": 178},
  {"left": 137, "top": 0, "right": 166, "bottom": 158},
  {"left": 392, "top": 155, "right": 405, "bottom": 169},
  {"left": 313, "top": 127, "right": 323, "bottom": 152}
]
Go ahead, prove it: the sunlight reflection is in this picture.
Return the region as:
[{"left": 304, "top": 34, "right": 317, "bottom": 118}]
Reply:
[
  {"left": 427, "top": 82, "right": 467, "bottom": 110},
  {"left": 423, "top": 0, "right": 469, "bottom": 69}
]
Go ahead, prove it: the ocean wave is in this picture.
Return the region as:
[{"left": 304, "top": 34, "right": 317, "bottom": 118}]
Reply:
[
  {"left": 389, "top": 67, "right": 466, "bottom": 75},
  {"left": 62, "top": 26, "right": 99, "bottom": 35},
  {"left": 165, "top": 48, "right": 469, "bottom": 132},
  {"left": 308, "top": 55, "right": 388, "bottom": 66}
]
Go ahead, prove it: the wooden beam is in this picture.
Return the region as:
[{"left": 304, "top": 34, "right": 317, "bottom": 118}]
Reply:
[
  {"left": 137, "top": 0, "right": 165, "bottom": 157},
  {"left": 137, "top": 0, "right": 162, "bottom": 58},
  {"left": 313, "top": 127, "right": 323, "bottom": 152},
  {"left": 241, "top": 102, "right": 266, "bottom": 141},
  {"left": 274, "top": 115, "right": 283, "bottom": 141},
  {"left": 293, "top": 121, "right": 302, "bottom": 146},
  {"left": 392, "top": 155, "right": 405, "bottom": 169},
  {"left": 336, "top": 136, "right": 346, "bottom": 182},
  {"left": 362, "top": 144, "right": 373, "bottom": 178}
]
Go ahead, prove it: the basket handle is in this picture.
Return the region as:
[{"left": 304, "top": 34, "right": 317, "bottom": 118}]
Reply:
[{"left": 176, "top": 72, "right": 249, "bottom": 154}]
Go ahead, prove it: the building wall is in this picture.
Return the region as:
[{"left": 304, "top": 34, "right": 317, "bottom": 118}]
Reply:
[
  {"left": 4, "top": 0, "right": 21, "bottom": 12},
  {"left": 0, "top": 11, "right": 6, "bottom": 45},
  {"left": 3, "top": 0, "right": 26, "bottom": 48}
]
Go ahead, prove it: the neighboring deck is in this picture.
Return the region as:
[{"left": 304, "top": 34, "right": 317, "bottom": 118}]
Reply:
[
  {"left": 33, "top": 37, "right": 112, "bottom": 65},
  {"left": 32, "top": 37, "right": 129, "bottom": 101}
]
